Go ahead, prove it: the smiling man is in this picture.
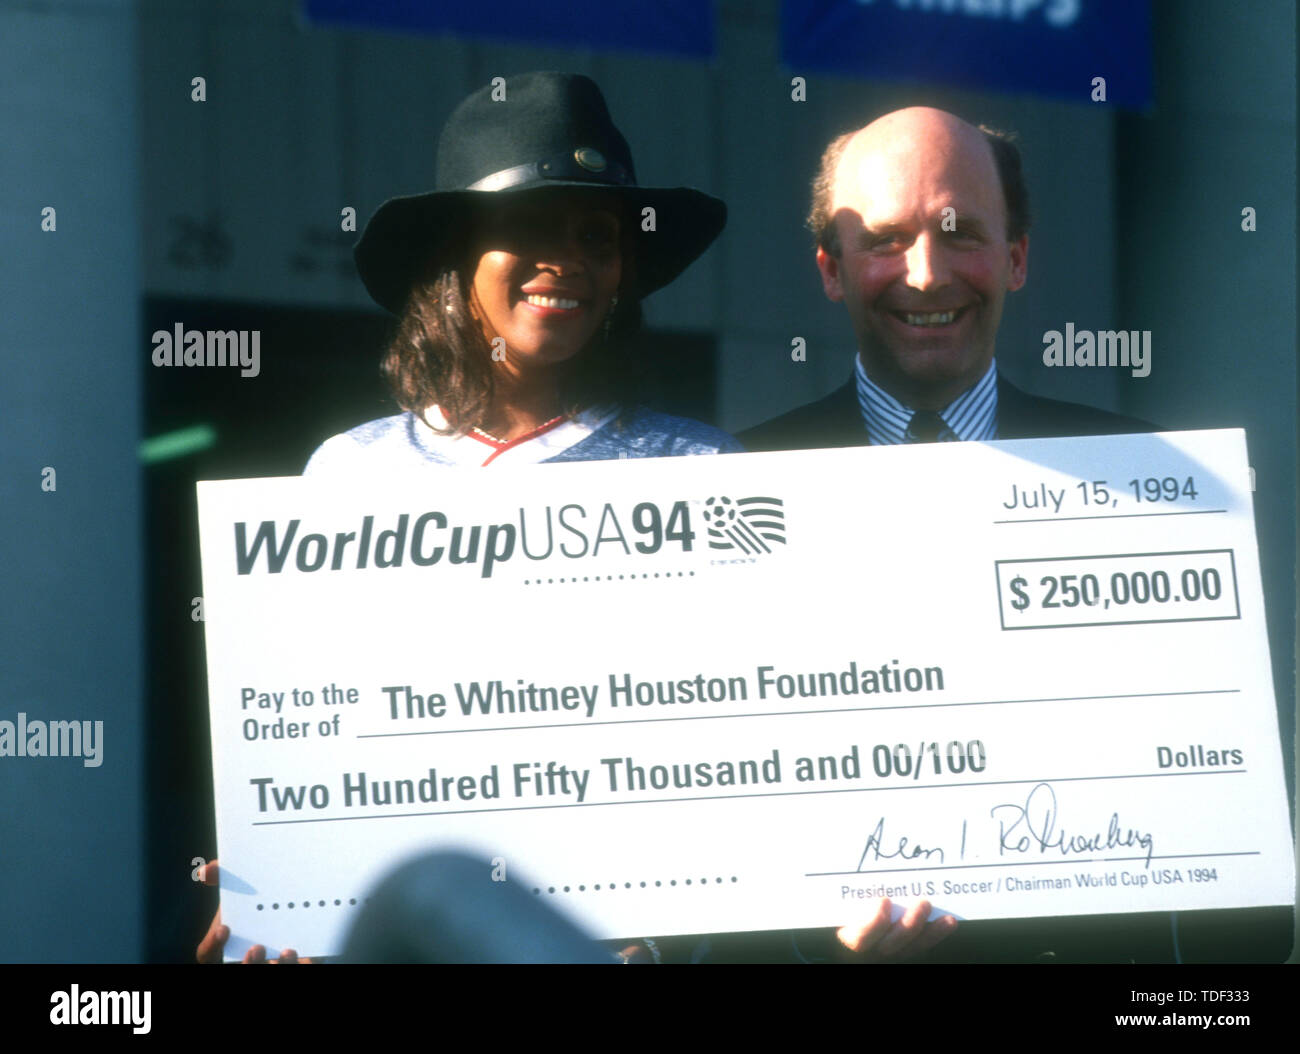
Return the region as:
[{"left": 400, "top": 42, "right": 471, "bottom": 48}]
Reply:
[
  {"left": 740, "top": 107, "right": 1150, "bottom": 451},
  {"left": 737, "top": 109, "right": 1179, "bottom": 964}
]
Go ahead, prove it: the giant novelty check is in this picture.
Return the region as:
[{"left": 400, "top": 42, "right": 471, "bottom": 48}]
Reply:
[{"left": 198, "top": 429, "right": 1294, "bottom": 959}]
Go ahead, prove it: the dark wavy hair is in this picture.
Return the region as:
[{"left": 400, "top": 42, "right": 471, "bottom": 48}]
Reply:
[
  {"left": 381, "top": 254, "right": 643, "bottom": 435},
  {"left": 808, "top": 122, "right": 1032, "bottom": 256}
]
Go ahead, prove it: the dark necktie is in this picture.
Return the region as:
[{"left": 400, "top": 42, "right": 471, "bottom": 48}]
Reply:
[{"left": 906, "top": 409, "right": 948, "bottom": 443}]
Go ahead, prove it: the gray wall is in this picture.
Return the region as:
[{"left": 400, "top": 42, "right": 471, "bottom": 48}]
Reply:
[
  {"left": 1114, "top": 2, "right": 1298, "bottom": 960},
  {"left": 0, "top": 0, "right": 143, "bottom": 961}
]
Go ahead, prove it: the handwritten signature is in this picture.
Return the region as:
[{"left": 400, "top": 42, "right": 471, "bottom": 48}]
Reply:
[
  {"left": 855, "top": 781, "right": 1156, "bottom": 872},
  {"left": 992, "top": 782, "right": 1154, "bottom": 867},
  {"left": 856, "top": 816, "right": 948, "bottom": 870}
]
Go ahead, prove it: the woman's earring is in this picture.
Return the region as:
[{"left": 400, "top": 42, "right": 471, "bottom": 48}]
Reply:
[{"left": 603, "top": 295, "right": 620, "bottom": 341}]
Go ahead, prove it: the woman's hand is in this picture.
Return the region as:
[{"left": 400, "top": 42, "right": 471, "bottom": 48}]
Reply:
[
  {"left": 832, "top": 899, "right": 956, "bottom": 966},
  {"left": 835, "top": 898, "right": 957, "bottom": 961},
  {"left": 195, "top": 861, "right": 308, "bottom": 964}
]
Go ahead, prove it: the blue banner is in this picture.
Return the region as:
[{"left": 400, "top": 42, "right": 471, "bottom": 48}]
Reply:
[
  {"left": 782, "top": 0, "right": 1151, "bottom": 109},
  {"left": 303, "top": 0, "right": 715, "bottom": 58}
]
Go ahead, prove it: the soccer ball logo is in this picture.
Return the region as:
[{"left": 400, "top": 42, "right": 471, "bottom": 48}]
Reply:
[
  {"left": 700, "top": 494, "right": 787, "bottom": 554},
  {"left": 702, "top": 496, "right": 736, "bottom": 527}
]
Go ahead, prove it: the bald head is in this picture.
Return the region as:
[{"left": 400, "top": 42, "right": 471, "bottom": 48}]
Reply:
[
  {"left": 809, "top": 105, "right": 1031, "bottom": 409},
  {"left": 808, "top": 107, "right": 1029, "bottom": 257}
]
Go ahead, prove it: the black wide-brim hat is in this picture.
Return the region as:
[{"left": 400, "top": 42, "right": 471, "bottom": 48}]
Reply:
[{"left": 355, "top": 71, "right": 727, "bottom": 315}]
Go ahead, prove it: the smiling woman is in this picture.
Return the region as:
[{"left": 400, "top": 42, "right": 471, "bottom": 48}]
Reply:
[
  {"left": 200, "top": 72, "right": 750, "bottom": 965},
  {"left": 396, "top": 188, "right": 631, "bottom": 434},
  {"left": 303, "top": 71, "right": 738, "bottom": 473},
  {"left": 470, "top": 192, "right": 623, "bottom": 370}
]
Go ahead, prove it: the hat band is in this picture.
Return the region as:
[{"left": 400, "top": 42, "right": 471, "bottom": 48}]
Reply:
[{"left": 466, "top": 151, "right": 633, "bottom": 193}]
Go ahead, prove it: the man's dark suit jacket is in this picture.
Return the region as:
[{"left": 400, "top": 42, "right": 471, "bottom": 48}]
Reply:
[
  {"left": 717, "top": 374, "right": 1162, "bottom": 962},
  {"left": 737, "top": 372, "right": 1153, "bottom": 451},
  {"left": 721, "top": 372, "right": 1289, "bottom": 963}
]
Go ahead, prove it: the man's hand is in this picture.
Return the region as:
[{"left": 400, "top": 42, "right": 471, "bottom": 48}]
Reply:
[
  {"left": 835, "top": 898, "right": 957, "bottom": 961},
  {"left": 195, "top": 860, "right": 308, "bottom": 964}
]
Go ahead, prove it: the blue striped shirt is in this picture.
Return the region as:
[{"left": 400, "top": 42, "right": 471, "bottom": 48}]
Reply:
[{"left": 854, "top": 357, "right": 998, "bottom": 444}]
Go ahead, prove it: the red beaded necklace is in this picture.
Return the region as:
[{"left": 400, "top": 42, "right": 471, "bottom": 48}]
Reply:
[{"left": 467, "top": 414, "right": 568, "bottom": 466}]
